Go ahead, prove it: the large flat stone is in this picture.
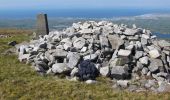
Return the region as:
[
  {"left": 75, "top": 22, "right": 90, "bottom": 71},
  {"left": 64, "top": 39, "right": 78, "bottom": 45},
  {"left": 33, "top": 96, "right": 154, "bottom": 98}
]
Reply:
[
  {"left": 73, "top": 37, "right": 86, "bottom": 49},
  {"left": 83, "top": 54, "right": 98, "bottom": 60},
  {"left": 118, "top": 49, "right": 131, "bottom": 57},
  {"left": 99, "top": 36, "right": 109, "bottom": 48},
  {"left": 149, "top": 49, "right": 160, "bottom": 58},
  {"left": 52, "top": 63, "right": 70, "bottom": 73},
  {"left": 149, "top": 58, "right": 163, "bottom": 72},
  {"left": 52, "top": 49, "right": 68, "bottom": 58},
  {"left": 67, "top": 52, "right": 80, "bottom": 69},
  {"left": 100, "top": 66, "right": 110, "bottom": 76},
  {"left": 111, "top": 66, "right": 129, "bottom": 79},
  {"left": 108, "top": 35, "right": 124, "bottom": 50},
  {"left": 139, "top": 56, "right": 149, "bottom": 65},
  {"left": 123, "top": 28, "right": 138, "bottom": 36},
  {"left": 158, "top": 40, "right": 170, "bottom": 47},
  {"left": 135, "top": 51, "right": 143, "bottom": 59}
]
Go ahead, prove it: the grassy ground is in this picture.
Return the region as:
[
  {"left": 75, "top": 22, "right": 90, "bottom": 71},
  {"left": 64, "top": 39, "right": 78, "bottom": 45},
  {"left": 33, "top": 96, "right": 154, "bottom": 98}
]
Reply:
[{"left": 0, "top": 29, "right": 170, "bottom": 100}]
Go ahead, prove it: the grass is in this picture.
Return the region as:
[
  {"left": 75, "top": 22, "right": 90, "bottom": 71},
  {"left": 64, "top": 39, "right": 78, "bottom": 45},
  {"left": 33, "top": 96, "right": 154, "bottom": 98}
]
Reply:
[
  {"left": 0, "top": 29, "right": 170, "bottom": 100},
  {"left": 0, "top": 29, "right": 32, "bottom": 53}
]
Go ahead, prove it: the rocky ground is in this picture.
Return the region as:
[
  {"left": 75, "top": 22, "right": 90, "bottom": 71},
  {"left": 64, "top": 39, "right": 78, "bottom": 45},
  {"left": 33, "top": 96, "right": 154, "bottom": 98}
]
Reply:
[{"left": 16, "top": 21, "right": 170, "bottom": 93}]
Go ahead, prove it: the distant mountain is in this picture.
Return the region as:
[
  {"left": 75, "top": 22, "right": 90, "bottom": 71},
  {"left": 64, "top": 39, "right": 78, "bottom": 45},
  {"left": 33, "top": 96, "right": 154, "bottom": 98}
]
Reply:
[{"left": 134, "top": 13, "right": 170, "bottom": 19}]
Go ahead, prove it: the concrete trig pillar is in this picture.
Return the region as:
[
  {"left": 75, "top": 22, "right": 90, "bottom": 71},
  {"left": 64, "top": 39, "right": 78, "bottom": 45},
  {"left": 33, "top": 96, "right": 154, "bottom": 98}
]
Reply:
[{"left": 36, "top": 14, "right": 49, "bottom": 38}]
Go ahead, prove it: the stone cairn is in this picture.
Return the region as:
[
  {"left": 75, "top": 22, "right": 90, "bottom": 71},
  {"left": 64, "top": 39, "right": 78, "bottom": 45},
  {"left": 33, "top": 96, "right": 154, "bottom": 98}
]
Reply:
[{"left": 17, "top": 21, "right": 170, "bottom": 92}]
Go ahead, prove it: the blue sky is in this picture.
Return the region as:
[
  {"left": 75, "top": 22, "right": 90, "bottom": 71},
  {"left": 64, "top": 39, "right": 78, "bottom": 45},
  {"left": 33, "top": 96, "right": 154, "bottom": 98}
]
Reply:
[{"left": 0, "top": 0, "right": 170, "bottom": 10}]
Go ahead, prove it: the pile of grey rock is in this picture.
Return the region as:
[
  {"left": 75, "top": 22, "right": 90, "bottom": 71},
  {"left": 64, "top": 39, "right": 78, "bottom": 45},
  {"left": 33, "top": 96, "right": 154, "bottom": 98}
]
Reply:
[
  {"left": 0, "top": 34, "right": 11, "bottom": 38},
  {"left": 17, "top": 21, "right": 170, "bottom": 92}
]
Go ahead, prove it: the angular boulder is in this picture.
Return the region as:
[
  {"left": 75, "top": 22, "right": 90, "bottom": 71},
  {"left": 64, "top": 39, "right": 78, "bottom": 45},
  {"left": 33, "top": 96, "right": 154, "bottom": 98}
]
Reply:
[
  {"left": 73, "top": 37, "right": 86, "bottom": 49},
  {"left": 99, "top": 36, "right": 109, "bottom": 48},
  {"left": 108, "top": 35, "right": 124, "bottom": 50},
  {"left": 83, "top": 54, "right": 98, "bottom": 60},
  {"left": 149, "top": 49, "right": 160, "bottom": 58},
  {"left": 67, "top": 52, "right": 80, "bottom": 69},
  {"left": 118, "top": 49, "right": 131, "bottom": 57},
  {"left": 149, "top": 58, "right": 163, "bottom": 72},
  {"left": 111, "top": 66, "right": 129, "bottom": 79},
  {"left": 139, "top": 56, "right": 149, "bottom": 65},
  {"left": 100, "top": 66, "right": 110, "bottom": 76},
  {"left": 52, "top": 63, "right": 70, "bottom": 73},
  {"left": 124, "top": 28, "right": 138, "bottom": 36}
]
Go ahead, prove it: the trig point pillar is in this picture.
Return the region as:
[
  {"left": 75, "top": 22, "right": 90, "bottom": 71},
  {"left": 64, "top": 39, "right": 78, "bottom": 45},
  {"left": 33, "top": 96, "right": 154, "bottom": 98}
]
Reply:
[{"left": 36, "top": 14, "right": 49, "bottom": 38}]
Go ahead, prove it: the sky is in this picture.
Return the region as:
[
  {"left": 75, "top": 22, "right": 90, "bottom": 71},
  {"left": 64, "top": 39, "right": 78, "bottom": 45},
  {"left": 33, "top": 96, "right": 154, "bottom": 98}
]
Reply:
[{"left": 0, "top": 0, "right": 170, "bottom": 10}]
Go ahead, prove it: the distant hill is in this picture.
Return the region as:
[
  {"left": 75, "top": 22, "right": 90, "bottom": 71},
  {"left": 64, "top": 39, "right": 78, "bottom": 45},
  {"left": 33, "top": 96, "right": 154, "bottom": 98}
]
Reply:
[{"left": 0, "top": 13, "right": 170, "bottom": 34}]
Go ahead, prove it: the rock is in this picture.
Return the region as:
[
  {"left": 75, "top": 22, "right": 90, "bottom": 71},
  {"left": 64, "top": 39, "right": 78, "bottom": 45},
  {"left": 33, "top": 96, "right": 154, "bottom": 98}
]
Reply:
[
  {"left": 158, "top": 40, "right": 170, "bottom": 47},
  {"left": 141, "top": 38, "right": 148, "bottom": 45},
  {"left": 157, "top": 81, "right": 170, "bottom": 92},
  {"left": 52, "top": 63, "right": 70, "bottom": 74},
  {"left": 80, "top": 47, "right": 87, "bottom": 52},
  {"left": 145, "top": 79, "right": 156, "bottom": 88},
  {"left": 132, "top": 24, "right": 137, "bottom": 29},
  {"left": 135, "top": 41, "right": 142, "bottom": 50},
  {"left": 128, "top": 85, "right": 138, "bottom": 92},
  {"left": 102, "top": 26, "right": 114, "bottom": 35},
  {"left": 117, "top": 80, "right": 129, "bottom": 88},
  {"left": 142, "top": 67, "right": 149, "bottom": 75},
  {"left": 52, "top": 49, "right": 68, "bottom": 58},
  {"left": 79, "top": 29, "right": 93, "bottom": 34},
  {"left": 111, "top": 66, "right": 129, "bottom": 79},
  {"left": 63, "top": 42, "right": 72, "bottom": 50},
  {"left": 149, "top": 49, "right": 160, "bottom": 58},
  {"left": 39, "top": 42, "right": 47, "bottom": 49},
  {"left": 83, "top": 54, "right": 98, "bottom": 60},
  {"left": 82, "top": 22, "right": 91, "bottom": 29},
  {"left": 99, "top": 36, "right": 109, "bottom": 48},
  {"left": 18, "top": 54, "right": 30, "bottom": 62},
  {"left": 125, "top": 45, "right": 134, "bottom": 50},
  {"left": 147, "top": 46, "right": 155, "bottom": 51},
  {"left": 35, "top": 60, "right": 48, "bottom": 70},
  {"left": 163, "top": 50, "right": 170, "bottom": 55},
  {"left": 118, "top": 49, "right": 131, "bottom": 57},
  {"left": 100, "top": 66, "right": 110, "bottom": 76},
  {"left": 128, "top": 35, "right": 139, "bottom": 41},
  {"left": 67, "top": 52, "right": 80, "bottom": 69},
  {"left": 72, "top": 23, "right": 80, "bottom": 29},
  {"left": 18, "top": 45, "right": 27, "bottom": 54},
  {"left": 46, "top": 68, "right": 53, "bottom": 75},
  {"left": 66, "top": 76, "right": 78, "bottom": 81},
  {"left": 139, "top": 56, "right": 149, "bottom": 65},
  {"left": 124, "top": 28, "right": 138, "bottom": 36},
  {"left": 8, "top": 41, "right": 17, "bottom": 46},
  {"left": 136, "top": 61, "right": 143, "bottom": 70},
  {"left": 157, "top": 72, "right": 168, "bottom": 77},
  {"left": 135, "top": 51, "right": 143, "bottom": 59},
  {"left": 73, "top": 37, "right": 86, "bottom": 49},
  {"left": 141, "top": 34, "right": 150, "bottom": 39},
  {"left": 70, "top": 67, "right": 78, "bottom": 77},
  {"left": 47, "top": 43, "right": 55, "bottom": 49},
  {"left": 85, "top": 80, "right": 97, "bottom": 84},
  {"left": 110, "top": 57, "right": 130, "bottom": 67},
  {"left": 34, "top": 65, "right": 46, "bottom": 72},
  {"left": 62, "top": 39, "right": 72, "bottom": 50},
  {"left": 149, "top": 58, "right": 163, "bottom": 72},
  {"left": 108, "top": 35, "right": 124, "bottom": 50}
]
